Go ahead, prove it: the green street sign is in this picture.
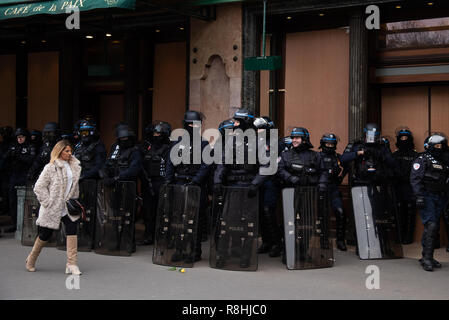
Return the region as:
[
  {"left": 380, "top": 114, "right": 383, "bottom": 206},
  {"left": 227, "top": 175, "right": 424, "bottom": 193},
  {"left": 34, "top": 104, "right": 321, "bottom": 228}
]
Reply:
[{"left": 244, "top": 55, "right": 282, "bottom": 71}]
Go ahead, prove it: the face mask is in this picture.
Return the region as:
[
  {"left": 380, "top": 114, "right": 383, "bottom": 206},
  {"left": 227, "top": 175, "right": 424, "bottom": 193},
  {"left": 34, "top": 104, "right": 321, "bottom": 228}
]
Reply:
[
  {"left": 397, "top": 139, "right": 413, "bottom": 150},
  {"left": 119, "top": 139, "right": 133, "bottom": 149},
  {"left": 322, "top": 145, "right": 336, "bottom": 154}
]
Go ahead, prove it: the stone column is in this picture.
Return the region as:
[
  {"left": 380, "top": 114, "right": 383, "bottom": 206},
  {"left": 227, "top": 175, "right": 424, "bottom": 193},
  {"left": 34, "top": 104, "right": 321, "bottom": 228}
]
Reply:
[{"left": 348, "top": 12, "right": 369, "bottom": 142}]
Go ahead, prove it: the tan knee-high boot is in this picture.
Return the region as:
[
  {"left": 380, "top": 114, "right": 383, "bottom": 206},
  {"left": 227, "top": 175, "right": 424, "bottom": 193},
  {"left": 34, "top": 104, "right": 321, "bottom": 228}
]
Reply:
[
  {"left": 26, "top": 237, "right": 47, "bottom": 272},
  {"left": 66, "top": 235, "right": 82, "bottom": 275}
]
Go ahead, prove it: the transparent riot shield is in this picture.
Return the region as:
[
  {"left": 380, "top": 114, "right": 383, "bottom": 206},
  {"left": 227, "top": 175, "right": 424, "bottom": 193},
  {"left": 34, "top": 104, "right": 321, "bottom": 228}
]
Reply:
[
  {"left": 21, "top": 184, "right": 56, "bottom": 246},
  {"left": 153, "top": 184, "right": 201, "bottom": 268},
  {"left": 94, "top": 180, "right": 136, "bottom": 256},
  {"left": 351, "top": 185, "right": 403, "bottom": 259},
  {"left": 282, "top": 187, "right": 334, "bottom": 270},
  {"left": 209, "top": 186, "right": 259, "bottom": 271},
  {"left": 56, "top": 180, "right": 98, "bottom": 251}
]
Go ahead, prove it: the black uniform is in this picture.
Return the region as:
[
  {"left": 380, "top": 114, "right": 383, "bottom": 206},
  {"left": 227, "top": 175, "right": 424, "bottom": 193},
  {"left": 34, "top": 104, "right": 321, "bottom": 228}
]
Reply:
[
  {"left": 74, "top": 138, "right": 106, "bottom": 180},
  {"left": 317, "top": 133, "right": 347, "bottom": 251},
  {"left": 340, "top": 141, "right": 397, "bottom": 186},
  {"left": 5, "top": 129, "right": 36, "bottom": 229},
  {"left": 410, "top": 134, "right": 449, "bottom": 271},
  {"left": 278, "top": 127, "right": 329, "bottom": 260},
  {"left": 28, "top": 122, "right": 61, "bottom": 182},
  {"left": 392, "top": 129, "right": 418, "bottom": 244},
  {"left": 213, "top": 110, "right": 269, "bottom": 268},
  {"left": 139, "top": 121, "right": 172, "bottom": 245},
  {"left": 165, "top": 111, "right": 212, "bottom": 262}
]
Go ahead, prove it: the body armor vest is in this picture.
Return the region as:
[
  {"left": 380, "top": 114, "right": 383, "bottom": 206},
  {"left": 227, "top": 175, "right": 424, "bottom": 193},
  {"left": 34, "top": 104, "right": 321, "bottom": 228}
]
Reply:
[
  {"left": 393, "top": 149, "right": 418, "bottom": 183},
  {"left": 288, "top": 149, "right": 319, "bottom": 186},
  {"left": 321, "top": 152, "right": 341, "bottom": 184},
  {"left": 74, "top": 140, "right": 100, "bottom": 173},
  {"left": 422, "top": 153, "right": 449, "bottom": 193},
  {"left": 143, "top": 143, "right": 170, "bottom": 177}
]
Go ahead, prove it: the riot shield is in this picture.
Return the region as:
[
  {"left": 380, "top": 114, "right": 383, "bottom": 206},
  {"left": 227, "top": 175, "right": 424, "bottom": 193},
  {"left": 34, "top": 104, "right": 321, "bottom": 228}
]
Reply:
[
  {"left": 94, "top": 181, "right": 136, "bottom": 256},
  {"left": 209, "top": 186, "right": 259, "bottom": 271},
  {"left": 282, "top": 187, "right": 334, "bottom": 270},
  {"left": 21, "top": 184, "right": 56, "bottom": 246},
  {"left": 351, "top": 185, "right": 403, "bottom": 260},
  {"left": 153, "top": 184, "right": 201, "bottom": 268},
  {"left": 56, "top": 180, "right": 97, "bottom": 251}
]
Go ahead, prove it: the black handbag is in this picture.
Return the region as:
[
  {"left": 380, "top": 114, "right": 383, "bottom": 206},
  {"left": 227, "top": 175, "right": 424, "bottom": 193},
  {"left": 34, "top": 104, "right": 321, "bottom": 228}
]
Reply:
[{"left": 66, "top": 199, "right": 86, "bottom": 220}]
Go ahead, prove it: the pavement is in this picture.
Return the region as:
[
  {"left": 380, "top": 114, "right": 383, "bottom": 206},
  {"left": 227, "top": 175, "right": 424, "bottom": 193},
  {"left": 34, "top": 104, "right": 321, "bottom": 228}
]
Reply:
[{"left": 1, "top": 233, "right": 449, "bottom": 300}]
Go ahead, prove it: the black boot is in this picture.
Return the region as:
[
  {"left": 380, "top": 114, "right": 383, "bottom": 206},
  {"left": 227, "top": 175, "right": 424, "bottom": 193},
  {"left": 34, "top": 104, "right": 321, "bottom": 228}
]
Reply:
[
  {"left": 268, "top": 244, "right": 282, "bottom": 257},
  {"left": 336, "top": 208, "right": 347, "bottom": 251},
  {"left": 257, "top": 243, "right": 270, "bottom": 254},
  {"left": 420, "top": 222, "right": 438, "bottom": 272}
]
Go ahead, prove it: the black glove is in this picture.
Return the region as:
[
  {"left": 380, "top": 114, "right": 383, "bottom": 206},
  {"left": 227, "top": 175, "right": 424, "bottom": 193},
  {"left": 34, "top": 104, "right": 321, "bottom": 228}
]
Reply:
[
  {"left": 248, "top": 184, "right": 258, "bottom": 198},
  {"left": 288, "top": 175, "right": 300, "bottom": 186},
  {"left": 416, "top": 196, "right": 425, "bottom": 210}
]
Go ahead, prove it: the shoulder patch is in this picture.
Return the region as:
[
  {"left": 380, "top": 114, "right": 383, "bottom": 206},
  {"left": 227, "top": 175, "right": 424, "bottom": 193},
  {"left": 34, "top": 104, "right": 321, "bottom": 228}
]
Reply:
[{"left": 413, "top": 163, "right": 420, "bottom": 170}]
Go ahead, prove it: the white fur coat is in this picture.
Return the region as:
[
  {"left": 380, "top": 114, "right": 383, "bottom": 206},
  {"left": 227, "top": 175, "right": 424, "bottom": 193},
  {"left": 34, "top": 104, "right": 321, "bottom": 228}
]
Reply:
[{"left": 34, "top": 157, "right": 81, "bottom": 230}]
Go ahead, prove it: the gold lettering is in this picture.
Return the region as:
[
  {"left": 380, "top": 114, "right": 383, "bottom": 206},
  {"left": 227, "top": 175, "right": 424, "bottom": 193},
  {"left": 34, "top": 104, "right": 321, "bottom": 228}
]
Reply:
[
  {"left": 5, "top": 8, "right": 13, "bottom": 15},
  {"left": 49, "top": 4, "right": 57, "bottom": 11}
]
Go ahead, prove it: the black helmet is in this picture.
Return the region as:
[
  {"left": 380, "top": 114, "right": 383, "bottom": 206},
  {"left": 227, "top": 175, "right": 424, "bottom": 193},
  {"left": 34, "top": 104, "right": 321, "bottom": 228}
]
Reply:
[
  {"left": 116, "top": 126, "right": 135, "bottom": 139},
  {"left": 426, "top": 133, "right": 447, "bottom": 158},
  {"left": 78, "top": 120, "right": 97, "bottom": 143},
  {"left": 233, "top": 108, "right": 254, "bottom": 130},
  {"left": 427, "top": 133, "right": 447, "bottom": 148},
  {"left": 253, "top": 116, "right": 274, "bottom": 130},
  {"left": 364, "top": 123, "right": 381, "bottom": 144},
  {"left": 183, "top": 111, "right": 203, "bottom": 125},
  {"left": 15, "top": 127, "right": 29, "bottom": 137},
  {"left": 320, "top": 133, "right": 338, "bottom": 153},
  {"left": 43, "top": 122, "right": 60, "bottom": 133},
  {"left": 144, "top": 123, "right": 154, "bottom": 141},
  {"left": 73, "top": 119, "right": 83, "bottom": 134},
  {"left": 42, "top": 122, "right": 60, "bottom": 142},
  {"left": 31, "top": 129, "right": 42, "bottom": 137},
  {"left": 290, "top": 127, "right": 313, "bottom": 149},
  {"left": 395, "top": 127, "right": 414, "bottom": 150},
  {"left": 153, "top": 121, "right": 171, "bottom": 138},
  {"left": 218, "top": 119, "right": 235, "bottom": 136}
]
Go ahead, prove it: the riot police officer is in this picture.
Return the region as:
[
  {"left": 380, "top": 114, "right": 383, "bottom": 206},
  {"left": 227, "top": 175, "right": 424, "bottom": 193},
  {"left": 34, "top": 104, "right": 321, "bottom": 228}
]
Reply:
[
  {"left": 340, "top": 123, "right": 397, "bottom": 186},
  {"left": 74, "top": 120, "right": 106, "bottom": 180},
  {"left": 103, "top": 125, "right": 142, "bottom": 185},
  {"left": 253, "top": 116, "right": 282, "bottom": 257},
  {"left": 318, "top": 133, "right": 347, "bottom": 251},
  {"left": 411, "top": 134, "right": 449, "bottom": 271},
  {"left": 392, "top": 128, "right": 419, "bottom": 244},
  {"left": 213, "top": 109, "right": 270, "bottom": 268},
  {"left": 5, "top": 128, "right": 36, "bottom": 230},
  {"left": 341, "top": 123, "right": 400, "bottom": 259},
  {"left": 278, "top": 127, "right": 329, "bottom": 262},
  {"left": 165, "top": 111, "right": 211, "bottom": 263},
  {"left": 29, "top": 130, "right": 42, "bottom": 152},
  {"left": 28, "top": 122, "right": 61, "bottom": 182},
  {"left": 139, "top": 121, "right": 172, "bottom": 245}
]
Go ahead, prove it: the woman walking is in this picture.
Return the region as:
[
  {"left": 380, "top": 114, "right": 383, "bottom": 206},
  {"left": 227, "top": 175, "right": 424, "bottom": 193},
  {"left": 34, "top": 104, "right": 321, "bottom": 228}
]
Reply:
[{"left": 25, "top": 139, "right": 82, "bottom": 275}]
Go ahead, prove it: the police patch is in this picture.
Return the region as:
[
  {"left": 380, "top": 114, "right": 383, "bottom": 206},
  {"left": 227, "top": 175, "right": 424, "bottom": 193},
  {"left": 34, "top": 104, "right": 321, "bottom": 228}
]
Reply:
[{"left": 413, "top": 163, "right": 420, "bottom": 170}]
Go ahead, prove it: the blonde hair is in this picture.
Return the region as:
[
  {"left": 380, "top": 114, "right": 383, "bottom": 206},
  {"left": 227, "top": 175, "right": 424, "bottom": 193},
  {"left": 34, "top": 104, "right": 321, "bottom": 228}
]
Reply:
[{"left": 50, "top": 140, "right": 73, "bottom": 164}]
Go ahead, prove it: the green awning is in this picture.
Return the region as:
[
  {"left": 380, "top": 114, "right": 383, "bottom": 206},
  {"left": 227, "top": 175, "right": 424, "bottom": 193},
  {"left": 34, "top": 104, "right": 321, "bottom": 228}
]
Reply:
[{"left": 0, "top": 0, "right": 135, "bottom": 20}]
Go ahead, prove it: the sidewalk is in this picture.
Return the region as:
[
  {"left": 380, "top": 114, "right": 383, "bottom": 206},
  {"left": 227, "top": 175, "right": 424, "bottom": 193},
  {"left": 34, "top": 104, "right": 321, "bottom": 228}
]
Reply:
[{"left": 1, "top": 233, "right": 449, "bottom": 300}]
